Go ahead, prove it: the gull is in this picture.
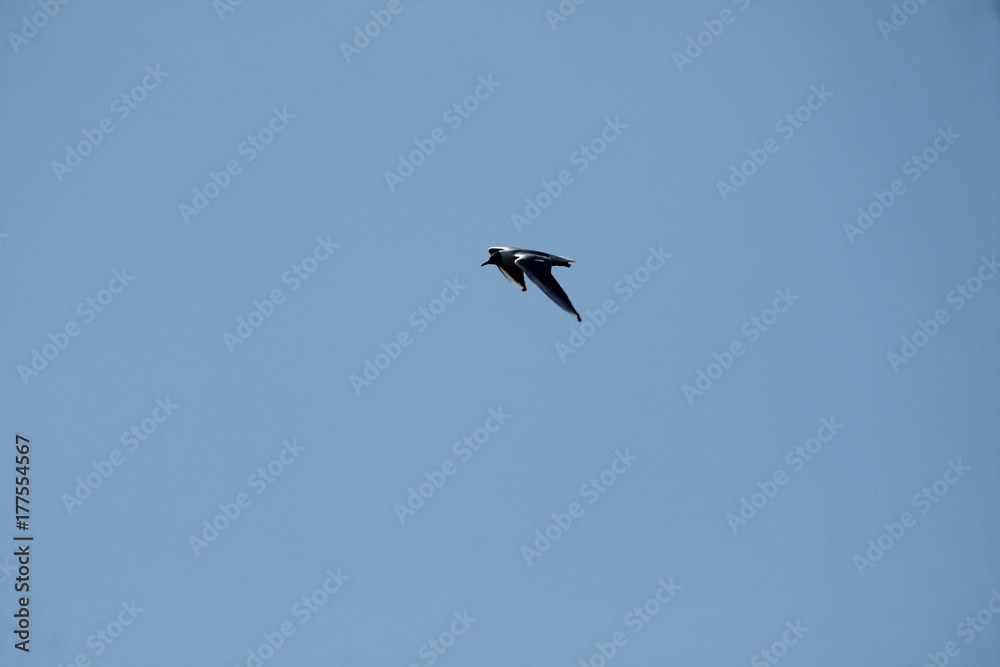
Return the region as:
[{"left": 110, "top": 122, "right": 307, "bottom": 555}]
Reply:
[{"left": 481, "top": 247, "right": 581, "bottom": 321}]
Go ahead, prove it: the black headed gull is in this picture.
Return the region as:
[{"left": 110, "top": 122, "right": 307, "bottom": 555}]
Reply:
[{"left": 481, "top": 247, "right": 581, "bottom": 321}]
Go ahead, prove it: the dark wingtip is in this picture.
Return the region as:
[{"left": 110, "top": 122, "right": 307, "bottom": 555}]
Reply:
[{"left": 575, "top": 314, "right": 581, "bottom": 321}]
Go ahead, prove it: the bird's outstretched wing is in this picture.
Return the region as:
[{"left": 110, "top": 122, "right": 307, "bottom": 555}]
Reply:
[
  {"left": 514, "top": 254, "right": 581, "bottom": 321},
  {"left": 498, "top": 263, "right": 526, "bottom": 290}
]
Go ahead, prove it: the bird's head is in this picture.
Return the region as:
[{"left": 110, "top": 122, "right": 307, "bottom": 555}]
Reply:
[{"left": 481, "top": 253, "right": 501, "bottom": 267}]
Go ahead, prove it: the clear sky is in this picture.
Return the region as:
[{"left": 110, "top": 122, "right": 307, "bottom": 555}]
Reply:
[{"left": 3, "top": 1, "right": 999, "bottom": 665}]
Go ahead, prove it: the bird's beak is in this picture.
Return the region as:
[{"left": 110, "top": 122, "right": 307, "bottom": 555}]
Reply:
[{"left": 480, "top": 259, "right": 490, "bottom": 266}]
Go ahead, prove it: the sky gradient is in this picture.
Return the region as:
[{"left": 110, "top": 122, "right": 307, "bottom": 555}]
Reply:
[{"left": 2, "top": 1, "right": 1000, "bottom": 666}]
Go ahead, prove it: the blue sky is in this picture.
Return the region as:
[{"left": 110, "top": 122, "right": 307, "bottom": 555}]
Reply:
[{"left": 3, "top": 1, "right": 1000, "bottom": 665}]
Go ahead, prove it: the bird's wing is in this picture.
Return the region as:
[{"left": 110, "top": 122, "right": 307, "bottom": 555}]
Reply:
[
  {"left": 498, "top": 262, "right": 526, "bottom": 290},
  {"left": 514, "top": 254, "right": 581, "bottom": 320},
  {"left": 522, "top": 250, "right": 575, "bottom": 267}
]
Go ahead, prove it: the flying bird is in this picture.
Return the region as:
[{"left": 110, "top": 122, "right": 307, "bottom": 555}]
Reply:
[{"left": 481, "top": 247, "right": 581, "bottom": 321}]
